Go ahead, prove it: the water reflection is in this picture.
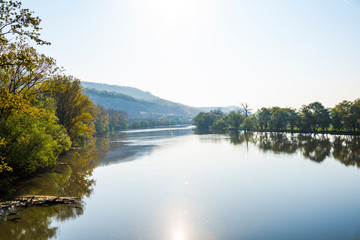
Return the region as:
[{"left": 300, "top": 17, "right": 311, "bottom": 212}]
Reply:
[
  {"left": 0, "top": 126, "right": 194, "bottom": 239},
  {"left": 0, "top": 136, "right": 110, "bottom": 239},
  {"left": 227, "top": 132, "right": 360, "bottom": 166},
  {"left": 333, "top": 136, "right": 360, "bottom": 167},
  {"left": 101, "top": 126, "right": 194, "bottom": 166},
  {"left": 1, "top": 127, "right": 360, "bottom": 240}
]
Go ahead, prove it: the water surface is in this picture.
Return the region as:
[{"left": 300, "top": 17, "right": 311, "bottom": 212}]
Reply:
[{"left": 1, "top": 127, "right": 360, "bottom": 239}]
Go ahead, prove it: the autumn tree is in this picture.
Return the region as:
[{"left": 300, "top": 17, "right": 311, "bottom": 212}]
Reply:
[
  {"left": 0, "top": 0, "right": 50, "bottom": 45},
  {"left": 95, "top": 105, "right": 109, "bottom": 134},
  {"left": 50, "top": 75, "right": 96, "bottom": 145},
  {"left": 108, "top": 109, "right": 128, "bottom": 131}
]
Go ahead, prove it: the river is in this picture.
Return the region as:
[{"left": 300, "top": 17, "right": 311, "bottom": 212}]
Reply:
[{"left": 1, "top": 126, "right": 360, "bottom": 239}]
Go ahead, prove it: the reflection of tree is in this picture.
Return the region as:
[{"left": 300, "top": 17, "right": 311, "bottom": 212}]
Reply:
[
  {"left": 14, "top": 137, "right": 107, "bottom": 199},
  {"left": 229, "top": 132, "right": 254, "bottom": 146},
  {"left": 255, "top": 133, "right": 299, "bottom": 154},
  {"left": 298, "top": 134, "right": 332, "bottom": 162},
  {"left": 0, "top": 206, "right": 58, "bottom": 240},
  {"left": 0, "top": 136, "right": 110, "bottom": 239},
  {"left": 333, "top": 136, "right": 360, "bottom": 167},
  {"left": 226, "top": 132, "right": 360, "bottom": 165}
]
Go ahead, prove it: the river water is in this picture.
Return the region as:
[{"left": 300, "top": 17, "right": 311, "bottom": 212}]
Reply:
[{"left": 1, "top": 126, "right": 360, "bottom": 239}]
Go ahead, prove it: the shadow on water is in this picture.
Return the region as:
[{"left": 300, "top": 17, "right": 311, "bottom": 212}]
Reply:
[{"left": 225, "top": 132, "right": 360, "bottom": 166}]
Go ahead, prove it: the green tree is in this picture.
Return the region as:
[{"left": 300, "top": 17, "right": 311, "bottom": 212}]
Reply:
[
  {"left": 50, "top": 75, "right": 96, "bottom": 145},
  {"left": 299, "top": 102, "right": 330, "bottom": 132},
  {"left": 353, "top": 99, "right": 360, "bottom": 131},
  {"left": 256, "top": 107, "right": 271, "bottom": 130},
  {"left": 192, "top": 112, "right": 218, "bottom": 130},
  {"left": 331, "top": 100, "right": 353, "bottom": 131},
  {"left": 270, "top": 107, "right": 288, "bottom": 131},
  {"left": 227, "top": 111, "right": 244, "bottom": 130},
  {"left": 243, "top": 116, "right": 256, "bottom": 131},
  {"left": 285, "top": 108, "right": 300, "bottom": 131},
  {"left": 0, "top": 106, "right": 71, "bottom": 174},
  {"left": 212, "top": 118, "right": 226, "bottom": 131}
]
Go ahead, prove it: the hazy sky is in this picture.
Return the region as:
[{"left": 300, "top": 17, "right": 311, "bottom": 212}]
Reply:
[{"left": 25, "top": 0, "right": 360, "bottom": 110}]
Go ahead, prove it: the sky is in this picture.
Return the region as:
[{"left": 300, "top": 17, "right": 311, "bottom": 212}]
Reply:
[{"left": 23, "top": 0, "right": 360, "bottom": 110}]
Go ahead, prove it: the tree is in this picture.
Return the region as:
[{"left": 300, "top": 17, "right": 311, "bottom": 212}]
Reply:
[
  {"left": 331, "top": 100, "right": 352, "bottom": 131},
  {"left": 227, "top": 111, "right": 244, "bottom": 130},
  {"left": 95, "top": 105, "right": 109, "bottom": 134},
  {"left": 299, "top": 102, "right": 330, "bottom": 132},
  {"left": 256, "top": 107, "right": 271, "bottom": 130},
  {"left": 270, "top": 107, "right": 288, "bottom": 131},
  {"left": 50, "top": 75, "right": 96, "bottom": 145},
  {"left": 0, "top": 0, "right": 50, "bottom": 45},
  {"left": 192, "top": 112, "right": 218, "bottom": 130},
  {"left": 210, "top": 108, "right": 225, "bottom": 118},
  {"left": 352, "top": 98, "right": 360, "bottom": 131},
  {"left": 0, "top": 43, "right": 57, "bottom": 97},
  {"left": 243, "top": 116, "right": 256, "bottom": 131},
  {"left": 285, "top": 108, "right": 300, "bottom": 131},
  {"left": 241, "top": 103, "right": 252, "bottom": 118},
  {"left": 108, "top": 109, "right": 128, "bottom": 131},
  {"left": 0, "top": 106, "right": 71, "bottom": 174},
  {"left": 212, "top": 118, "right": 226, "bottom": 131}
]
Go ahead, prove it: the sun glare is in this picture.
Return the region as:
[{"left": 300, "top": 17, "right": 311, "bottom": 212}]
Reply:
[
  {"left": 140, "top": 0, "right": 206, "bottom": 29},
  {"left": 172, "top": 221, "right": 188, "bottom": 240}
]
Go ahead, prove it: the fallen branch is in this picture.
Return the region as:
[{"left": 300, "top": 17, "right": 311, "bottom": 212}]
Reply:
[
  {"left": 1, "top": 195, "right": 80, "bottom": 208},
  {"left": 0, "top": 195, "right": 82, "bottom": 220}
]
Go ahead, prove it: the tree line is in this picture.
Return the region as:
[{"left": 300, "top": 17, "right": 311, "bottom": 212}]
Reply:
[
  {"left": 0, "top": 1, "right": 127, "bottom": 178},
  {"left": 128, "top": 117, "right": 191, "bottom": 129},
  {"left": 193, "top": 100, "right": 360, "bottom": 134}
]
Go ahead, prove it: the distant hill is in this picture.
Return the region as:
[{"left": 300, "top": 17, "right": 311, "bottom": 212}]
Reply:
[
  {"left": 201, "top": 106, "right": 240, "bottom": 113},
  {"left": 81, "top": 81, "right": 160, "bottom": 101},
  {"left": 82, "top": 81, "right": 240, "bottom": 119},
  {"left": 83, "top": 88, "right": 201, "bottom": 119}
]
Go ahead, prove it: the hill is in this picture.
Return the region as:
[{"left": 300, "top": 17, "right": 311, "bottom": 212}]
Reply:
[
  {"left": 81, "top": 81, "right": 159, "bottom": 101},
  {"left": 81, "top": 82, "right": 240, "bottom": 119},
  {"left": 83, "top": 88, "right": 201, "bottom": 119}
]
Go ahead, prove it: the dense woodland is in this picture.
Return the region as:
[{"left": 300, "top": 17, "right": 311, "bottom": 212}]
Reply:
[
  {"left": 193, "top": 101, "right": 360, "bottom": 134},
  {"left": 0, "top": 1, "right": 127, "bottom": 180}
]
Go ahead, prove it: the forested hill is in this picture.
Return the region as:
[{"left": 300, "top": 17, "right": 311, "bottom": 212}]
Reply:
[
  {"left": 83, "top": 88, "right": 201, "bottom": 119},
  {"left": 81, "top": 81, "right": 160, "bottom": 101}
]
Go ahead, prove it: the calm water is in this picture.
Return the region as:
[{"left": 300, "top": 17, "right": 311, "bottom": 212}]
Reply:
[{"left": 1, "top": 126, "right": 360, "bottom": 239}]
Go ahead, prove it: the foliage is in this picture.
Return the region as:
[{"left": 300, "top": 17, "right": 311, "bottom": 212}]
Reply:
[
  {"left": 95, "top": 105, "right": 109, "bottom": 134},
  {"left": 0, "top": 43, "right": 57, "bottom": 96},
  {"left": 0, "top": 0, "right": 50, "bottom": 45},
  {"left": 128, "top": 117, "right": 190, "bottom": 129},
  {"left": 299, "top": 102, "right": 331, "bottom": 132},
  {"left": 108, "top": 109, "right": 128, "bottom": 131},
  {"left": 50, "top": 75, "right": 96, "bottom": 145},
  {"left": 193, "top": 100, "right": 360, "bottom": 134},
  {"left": 227, "top": 111, "right": 245, "bottom": 130},
  {"left": 0, "top": 106, "right": 71, "bottom": 174},
  {"left": 0, "top": 1, "right": 109, "bottom": 179},
  {"left": 192, "top": 112, "right": 218, "bottom": 130}
]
